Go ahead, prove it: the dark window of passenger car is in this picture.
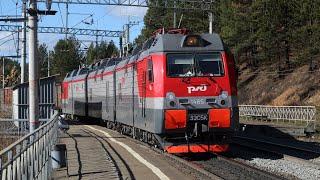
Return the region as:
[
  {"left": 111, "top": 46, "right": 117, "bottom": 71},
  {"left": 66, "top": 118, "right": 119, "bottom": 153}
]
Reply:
[{"left": 79, "top": 68, "right": 88, "bottom": 75}]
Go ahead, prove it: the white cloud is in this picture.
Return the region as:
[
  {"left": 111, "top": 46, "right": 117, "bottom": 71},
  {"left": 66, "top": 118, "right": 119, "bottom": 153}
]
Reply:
[{"left": 106, "top": 6, "right": 148, "bottom": 18}]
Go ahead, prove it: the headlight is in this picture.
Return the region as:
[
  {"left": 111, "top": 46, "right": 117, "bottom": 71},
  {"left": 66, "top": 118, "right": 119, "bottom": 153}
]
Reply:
[
  {"left": 219, "top": 91, "right": 228, "bottom": 106},
  {"left": 220, "top": 91, "right": 228, "bottom": 99},
  {"left": 166, "top": 92, "right": 176, "bottom": 100},
  {"left": 166, "top": 92, "right": 177, "bottom": 108}
]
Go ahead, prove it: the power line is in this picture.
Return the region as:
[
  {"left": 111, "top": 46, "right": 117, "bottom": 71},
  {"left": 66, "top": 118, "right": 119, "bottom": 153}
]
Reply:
[
  {"left": 57, "top": 3, "right": 65, "bottom": 28},
  {"left": 0, "top": 38, "right": 14, "bottom": 47},
  {"left": 0, "top": 31, "right": 18, "bottom": 41}
]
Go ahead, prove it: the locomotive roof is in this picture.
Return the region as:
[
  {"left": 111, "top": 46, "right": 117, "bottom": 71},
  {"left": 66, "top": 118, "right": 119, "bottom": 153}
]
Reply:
[
  {"left": 150, "top": 33, "right": 224, "bottom": 53},
  {"left": 64, "top": 33, "right": 225, "bottom": 80}
]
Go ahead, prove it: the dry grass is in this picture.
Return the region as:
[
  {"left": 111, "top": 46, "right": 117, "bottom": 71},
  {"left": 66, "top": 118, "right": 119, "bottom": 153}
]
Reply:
[
  {"left": 238, "top": 63, "right": 320, "bottom": 135},
  {"left": 0, "top": 106, "right": 12, "bottom": 119},
  {"left": 238, "top": 65, "right": 320, "bottom": 106}
]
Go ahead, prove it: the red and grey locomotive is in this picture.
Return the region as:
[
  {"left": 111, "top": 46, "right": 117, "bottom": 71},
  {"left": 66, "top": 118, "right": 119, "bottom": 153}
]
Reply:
[{"left": 61, "top": 29, "right": 239, "bottom": 153}]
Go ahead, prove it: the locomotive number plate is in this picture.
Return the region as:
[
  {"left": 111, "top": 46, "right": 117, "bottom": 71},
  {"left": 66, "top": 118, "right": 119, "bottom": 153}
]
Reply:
[{"left": 189, "top": 114, "right": 208, "bottom": 121}]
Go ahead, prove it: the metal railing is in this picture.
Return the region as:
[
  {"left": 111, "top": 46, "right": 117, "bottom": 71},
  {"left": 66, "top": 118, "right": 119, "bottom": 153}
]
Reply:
[
  {"left": 0, "top": 112, "right": 59, "bottom": 180},
  {"left": 239, "top": 105, "right": 317, "bottom": 129}
]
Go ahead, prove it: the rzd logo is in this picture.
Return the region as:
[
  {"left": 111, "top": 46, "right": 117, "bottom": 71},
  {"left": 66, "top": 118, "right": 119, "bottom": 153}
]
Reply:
[{"left": 187, "top": 85, "right": 207, "bottom": 94}]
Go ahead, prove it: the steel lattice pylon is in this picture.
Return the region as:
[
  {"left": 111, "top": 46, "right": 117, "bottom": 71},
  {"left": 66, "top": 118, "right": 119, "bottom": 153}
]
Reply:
[
  {"left": 0, "top": 25, "right": 122, "bottom": 37},
  {"left": 38, "top": 0, "right": 215, "bottom": 11}
]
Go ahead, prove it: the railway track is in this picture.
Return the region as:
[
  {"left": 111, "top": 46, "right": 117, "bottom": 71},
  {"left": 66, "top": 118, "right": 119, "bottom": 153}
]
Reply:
[
  {"left": 233, "top": 136, "right": 320, "bottom": 166},
  {"left": 117, "top": 128, "right": 287, "bottom": 179},
  {"left": 230, "top": 136, "right": 320, "bottom": 179},
  {"left": 179, "top": 152, "right": 285, "bottom": 180},
  {"left": 70, "top": 120, "right": 296, "bottom": 179},
  {"left": 213, "top": 153, "right": 285, "bottom": 180}
]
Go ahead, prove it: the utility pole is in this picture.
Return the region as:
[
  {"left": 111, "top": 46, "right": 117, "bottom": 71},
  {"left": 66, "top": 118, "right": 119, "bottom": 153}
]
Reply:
[
  {"left": 16, "top": 31, "right": 20, "bottom": 62},
  {"left": 47, "top": 53, "right": 50, "bottom": 77},
  {"left": 21, "top": 0, "right": 27, "bottom": 83},
  {"left": 125, "top": 23, "right": 130, "bottom": 45},
  {"left": 121, "top": 21, "right": 138, "bottom": 56},
  {"left": 28, "top": 0, "right": 39, "bottom": 132},
  {"left": 119, "top": 36, "right": 123, "bottom": 57},
  {"left": 65, "top": 1, "right": 69, "bottom": 39},
  {"left": 2, "top": 57, "right": 4, "bottom": 89},
  {"left": 173, "top": 0, "right": 177, "bottom": 28},
  {"left": 209, "top": 12, "right": 213, "bottom": 34}
]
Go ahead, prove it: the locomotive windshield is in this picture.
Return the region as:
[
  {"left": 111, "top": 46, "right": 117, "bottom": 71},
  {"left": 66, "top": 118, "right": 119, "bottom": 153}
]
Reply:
[
  {"left": 167, "top": 53, "right": 224, "bottom": 77},
  {"left": 167, "top": 54, "right": 195, "bottom": 77}
]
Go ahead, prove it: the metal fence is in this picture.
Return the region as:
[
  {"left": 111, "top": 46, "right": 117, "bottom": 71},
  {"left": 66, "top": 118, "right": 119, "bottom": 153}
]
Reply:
[
  {"left": 0, "top": 112, "right": 59, "bottom": 180},
  {"left": 239, "top": 105, "right": 317, "bottom": 129}
]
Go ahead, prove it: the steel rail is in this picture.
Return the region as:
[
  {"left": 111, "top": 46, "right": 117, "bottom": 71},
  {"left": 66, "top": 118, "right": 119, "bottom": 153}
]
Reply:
[
  {"left": 213, "top": 153, "right": 285, "bottom": 180},
  {"left": 233, "top": 136, "right": 320, "bottom": 166}
]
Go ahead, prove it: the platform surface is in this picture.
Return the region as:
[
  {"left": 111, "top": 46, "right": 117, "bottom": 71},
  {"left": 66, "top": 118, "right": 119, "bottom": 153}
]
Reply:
[{"left": 52, "top": 122, "right": 193, "bottom": 180}]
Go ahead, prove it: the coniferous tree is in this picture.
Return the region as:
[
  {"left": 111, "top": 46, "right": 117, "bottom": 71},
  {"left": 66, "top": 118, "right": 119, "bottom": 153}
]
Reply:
[{"left": 52, "top": 36, "right": 83, "bottom": 80}]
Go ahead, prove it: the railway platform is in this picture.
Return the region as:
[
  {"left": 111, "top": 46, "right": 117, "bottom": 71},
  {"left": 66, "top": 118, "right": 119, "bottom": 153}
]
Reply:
[{"left": 52, "top": 122, "right": 193, "bottom": 180}]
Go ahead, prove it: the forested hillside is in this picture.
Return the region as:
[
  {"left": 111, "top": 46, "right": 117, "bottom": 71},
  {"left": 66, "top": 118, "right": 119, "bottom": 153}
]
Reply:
[{"left": 136, "top": 0, "right": 320, "bottom": 106}]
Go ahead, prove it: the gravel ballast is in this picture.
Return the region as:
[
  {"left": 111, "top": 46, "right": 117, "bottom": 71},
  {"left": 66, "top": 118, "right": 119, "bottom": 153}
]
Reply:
[{"left": 246, "top": 158, "right": 320, "bottom": 180}]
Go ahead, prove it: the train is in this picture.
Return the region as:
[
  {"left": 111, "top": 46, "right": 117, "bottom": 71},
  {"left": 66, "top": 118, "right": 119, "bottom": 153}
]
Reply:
[{"left": 61, "top": 29, "right": 239, "bottom": 153}]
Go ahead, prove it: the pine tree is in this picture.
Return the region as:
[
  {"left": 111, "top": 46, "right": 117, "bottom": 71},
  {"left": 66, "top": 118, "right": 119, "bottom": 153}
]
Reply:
[{"left": 52, "top": 36, "right": 83, "bottom": 80}]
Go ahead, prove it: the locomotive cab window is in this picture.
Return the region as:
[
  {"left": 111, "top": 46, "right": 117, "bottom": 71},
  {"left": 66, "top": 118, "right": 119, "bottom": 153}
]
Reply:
[
  {"left": 167, "top": 53, "right": 224, "bottom": 77},
  {"left": 196, "top": 53, "right": 224, "bottom": 77},
  {"left": 167, "top": 54, "right": 195, "bottom": 77}
]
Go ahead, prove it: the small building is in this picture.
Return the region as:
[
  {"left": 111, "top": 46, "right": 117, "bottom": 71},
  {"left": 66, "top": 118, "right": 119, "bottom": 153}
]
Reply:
[{"left": 12, "top": 76, "right": 58, "bottom": 121}]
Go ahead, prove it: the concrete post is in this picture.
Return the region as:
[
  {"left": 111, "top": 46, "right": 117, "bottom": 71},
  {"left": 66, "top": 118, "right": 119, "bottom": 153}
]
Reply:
[
  {"left": 28, "top": 0, "right": 39, "bottom": 132},
  {"left": 173, "top": 0, "right": 177, "bottom": 28},
  {"left": 65, "top": 2, "right": 69, "bottom": 39},
  {"left": 209, "top": 12, "right": 213, "bottom": 34},
  {"left": 126, "top": 24, "right": 130, "bottom": 45},
  {"left": 119, "top": 36, "right": 123, "bottom": 57},
  {"left": 47, "top": 53, "right": 50, "bottom": 77},
  {"left": 2, "top": 57, "right": 4, "bottom": 89},
  {"left": 21, "top": 0, "right": 27, "bottom": 83}
]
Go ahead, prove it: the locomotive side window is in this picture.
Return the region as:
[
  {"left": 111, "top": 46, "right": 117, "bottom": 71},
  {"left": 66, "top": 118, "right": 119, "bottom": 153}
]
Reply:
[
  {"left": 196, "top": 53, "right": 224, "bottom": 77},
  {"left": 147, "top": 59, "right": 154, "bottom": 82},
  {"left": 167, "top": 54, "right": 194, "bottom": 77}
]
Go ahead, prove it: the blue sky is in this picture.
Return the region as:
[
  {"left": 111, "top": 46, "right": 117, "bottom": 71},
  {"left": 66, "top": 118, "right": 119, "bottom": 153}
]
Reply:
[{"left": 0, "top": 1, "right": 147, "bottom": 60}]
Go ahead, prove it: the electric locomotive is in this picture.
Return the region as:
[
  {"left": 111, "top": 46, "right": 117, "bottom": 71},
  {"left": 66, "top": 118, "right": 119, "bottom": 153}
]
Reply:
[{"left": 61, "top": 29, "right": 239, "bottom": 153}]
